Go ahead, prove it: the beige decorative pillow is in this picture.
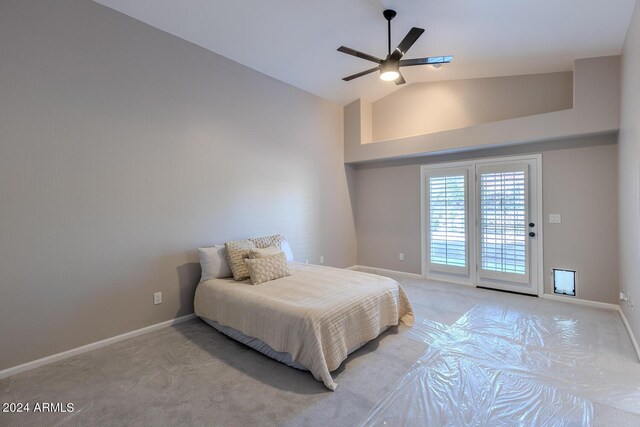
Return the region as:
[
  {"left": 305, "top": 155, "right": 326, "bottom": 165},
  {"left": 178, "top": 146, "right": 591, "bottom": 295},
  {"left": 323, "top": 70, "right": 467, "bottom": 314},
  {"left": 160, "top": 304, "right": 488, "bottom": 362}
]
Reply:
[
  {"left": 250, "top": 234, "right": 283, "bottom": 249},
  {"left": 249, "top": 246, "right": 283, "bottom": 259},
  {"left": 244, "top": 252, "right": 290, "bottom": 285},
  {"left": 225, "top": 239, "right": 256, "bottom": 281}
]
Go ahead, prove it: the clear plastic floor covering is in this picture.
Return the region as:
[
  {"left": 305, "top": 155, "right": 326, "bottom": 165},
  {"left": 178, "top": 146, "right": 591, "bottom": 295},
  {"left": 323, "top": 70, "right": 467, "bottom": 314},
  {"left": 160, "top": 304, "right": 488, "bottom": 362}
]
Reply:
[{"left": 361, "top": 305, "right": 640, "bottom": 426}]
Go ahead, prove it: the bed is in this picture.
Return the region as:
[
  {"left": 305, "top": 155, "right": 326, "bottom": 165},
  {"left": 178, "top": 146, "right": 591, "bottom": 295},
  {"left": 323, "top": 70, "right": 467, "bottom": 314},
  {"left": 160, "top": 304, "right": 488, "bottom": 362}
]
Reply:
[{"left": 194, "top": 262, "right": 414, "bottom": 390}]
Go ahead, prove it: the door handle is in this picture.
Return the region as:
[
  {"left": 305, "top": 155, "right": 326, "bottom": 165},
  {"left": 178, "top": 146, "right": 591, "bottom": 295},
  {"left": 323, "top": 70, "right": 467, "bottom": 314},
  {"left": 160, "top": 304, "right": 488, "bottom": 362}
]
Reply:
[{"left": 529, "top": 232, "right": 536, "bottom": 237}]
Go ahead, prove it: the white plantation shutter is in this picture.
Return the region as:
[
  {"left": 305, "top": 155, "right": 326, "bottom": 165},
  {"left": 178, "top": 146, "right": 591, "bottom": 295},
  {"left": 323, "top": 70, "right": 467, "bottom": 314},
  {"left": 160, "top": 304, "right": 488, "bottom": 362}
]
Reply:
[
  {"left": 423, "top": 157, "right": 538, "bottom": 294},
  {"left": 427, "top": 170, "right": 468, "bottom": 274},
  {"left": 478, "top": 164, "right": 529, "bottom": 283}
]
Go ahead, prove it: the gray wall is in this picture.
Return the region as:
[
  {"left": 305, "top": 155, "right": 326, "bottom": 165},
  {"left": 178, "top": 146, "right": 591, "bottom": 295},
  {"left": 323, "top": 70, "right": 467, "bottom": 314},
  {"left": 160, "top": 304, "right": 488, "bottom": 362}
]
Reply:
[
  {"left": 372, "top": 72, "right": 573, "bottom": 142},
  {"left": 619, "top": 1, "right": 640, "bottom": 339},
  {"left": 354, "top": 135, "right": 619, "bottom": 304},
  {"left": 0, "top": 0, "right": 356, "bottom": 370}
]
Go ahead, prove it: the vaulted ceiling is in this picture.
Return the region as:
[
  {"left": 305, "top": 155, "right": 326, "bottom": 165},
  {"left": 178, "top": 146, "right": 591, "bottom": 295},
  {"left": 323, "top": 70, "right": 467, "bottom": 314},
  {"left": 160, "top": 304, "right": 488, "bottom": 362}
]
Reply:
[{"left": 94, "top": 0, "right": 637, "bottom": 105}]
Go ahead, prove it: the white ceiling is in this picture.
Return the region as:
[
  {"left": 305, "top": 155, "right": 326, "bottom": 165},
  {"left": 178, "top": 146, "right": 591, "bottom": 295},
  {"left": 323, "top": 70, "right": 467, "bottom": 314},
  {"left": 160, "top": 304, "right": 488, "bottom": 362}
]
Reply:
[{"left": 94, "top": 0, "right": 637, "bottom": 105}]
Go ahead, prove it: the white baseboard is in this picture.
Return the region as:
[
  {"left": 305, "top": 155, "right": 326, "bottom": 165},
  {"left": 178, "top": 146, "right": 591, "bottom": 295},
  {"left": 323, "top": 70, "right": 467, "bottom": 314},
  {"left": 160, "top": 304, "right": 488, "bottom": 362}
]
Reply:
[
  {"left": 541, "top": 294, "right": 640, "bottom": 362},
  {"left": 619, "top": 309, "right": 640, "bottom": 362},
  {"left": 347, "top": 265, "right": 424, "bottom": 280},
  {"left": 0, "top": 313, "right": 196, "bottom": 380},
  {"left": 540, "top": 293, "right": 620, "bottom": 311},
  {"left": 350, "top": 266, "right": 623, "bottom": 310}
]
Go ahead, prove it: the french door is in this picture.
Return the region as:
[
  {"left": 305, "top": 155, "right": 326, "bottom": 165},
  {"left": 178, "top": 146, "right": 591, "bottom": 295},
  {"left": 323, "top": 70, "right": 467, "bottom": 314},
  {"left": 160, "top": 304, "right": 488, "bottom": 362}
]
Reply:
[{"left": 423, "top": 156, "right": 541, "bottom": 295}]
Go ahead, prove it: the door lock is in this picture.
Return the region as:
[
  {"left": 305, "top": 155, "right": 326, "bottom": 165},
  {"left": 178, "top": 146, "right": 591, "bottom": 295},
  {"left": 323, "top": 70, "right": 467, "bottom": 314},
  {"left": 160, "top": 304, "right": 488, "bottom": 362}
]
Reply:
[
  {"left": 529, "top": 222, "right": 535, "bottom": 227},
  {"left": 529, "top": 232, "right": 536, "bottom": 237}
]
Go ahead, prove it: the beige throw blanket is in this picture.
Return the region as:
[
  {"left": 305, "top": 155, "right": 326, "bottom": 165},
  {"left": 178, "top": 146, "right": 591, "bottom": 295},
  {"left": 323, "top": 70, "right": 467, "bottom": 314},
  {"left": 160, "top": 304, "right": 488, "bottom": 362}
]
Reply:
[{"left": 194, "top": 263, "right": 414, "bottom": 390}]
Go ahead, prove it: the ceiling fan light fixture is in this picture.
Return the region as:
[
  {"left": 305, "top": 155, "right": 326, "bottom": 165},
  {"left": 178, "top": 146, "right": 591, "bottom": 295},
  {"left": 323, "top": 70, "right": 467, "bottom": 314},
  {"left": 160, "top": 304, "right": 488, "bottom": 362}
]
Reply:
[
  {"left": 338, "top": 10, "right": 452, "bottom": 85},
  {"left": 380, "top": 70, "right": 400, "bottom": 81},
  {"left": 379, "top": 62, "right": 400, "bottom": 81}
]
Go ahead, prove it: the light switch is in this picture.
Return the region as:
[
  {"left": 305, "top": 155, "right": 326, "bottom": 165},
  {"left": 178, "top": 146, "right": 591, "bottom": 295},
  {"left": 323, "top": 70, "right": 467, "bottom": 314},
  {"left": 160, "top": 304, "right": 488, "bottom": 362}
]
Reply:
[{"left": 549, "top": 214, "right": 562, "bottom": 224}]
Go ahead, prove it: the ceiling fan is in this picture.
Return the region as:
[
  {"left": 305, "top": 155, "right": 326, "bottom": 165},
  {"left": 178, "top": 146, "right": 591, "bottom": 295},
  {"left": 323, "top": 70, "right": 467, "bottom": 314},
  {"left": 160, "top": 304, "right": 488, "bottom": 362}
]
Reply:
[{"left": 338, "top": 9, "right": 453, "bottom": 85}]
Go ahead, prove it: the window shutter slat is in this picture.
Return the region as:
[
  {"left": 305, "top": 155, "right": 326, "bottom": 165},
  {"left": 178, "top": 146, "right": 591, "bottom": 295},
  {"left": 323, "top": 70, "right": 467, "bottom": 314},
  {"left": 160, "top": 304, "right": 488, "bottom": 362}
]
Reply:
[
  {"left": 429, "top": 175, "right": 466, "bottom": 268},
  {"left": 479, "top": 171, "right": 526, "bottom": 275}
]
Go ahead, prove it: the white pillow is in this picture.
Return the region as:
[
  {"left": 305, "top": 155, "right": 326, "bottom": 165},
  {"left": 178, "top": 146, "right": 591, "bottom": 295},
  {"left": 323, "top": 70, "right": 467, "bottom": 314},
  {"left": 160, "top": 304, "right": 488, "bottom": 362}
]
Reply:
[
  {"left": 281, "top": 239, "right": 294, "bottom": 262},
  {"left": 198, "top": 245, "right": 232, "bottom": 281}
]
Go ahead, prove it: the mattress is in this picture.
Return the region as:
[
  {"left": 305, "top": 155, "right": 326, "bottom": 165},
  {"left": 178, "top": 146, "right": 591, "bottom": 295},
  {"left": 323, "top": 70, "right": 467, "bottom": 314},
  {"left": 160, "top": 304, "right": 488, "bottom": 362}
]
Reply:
[
  {"left": 201, "top": 317, "right": 308, "bottom": 371},
  {"left": 194, "top": 262, "right": 414, "bottom": 390},
  {"left": 201, "top": 317, "right": 387, "bottom": 372}
]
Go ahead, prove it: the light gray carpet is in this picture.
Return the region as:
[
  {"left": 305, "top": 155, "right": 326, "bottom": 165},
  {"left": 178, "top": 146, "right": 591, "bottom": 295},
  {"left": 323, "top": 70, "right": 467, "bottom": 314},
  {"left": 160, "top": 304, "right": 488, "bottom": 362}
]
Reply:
[{"left": 1, "top": 272, "right": 639, "bottom": 426}]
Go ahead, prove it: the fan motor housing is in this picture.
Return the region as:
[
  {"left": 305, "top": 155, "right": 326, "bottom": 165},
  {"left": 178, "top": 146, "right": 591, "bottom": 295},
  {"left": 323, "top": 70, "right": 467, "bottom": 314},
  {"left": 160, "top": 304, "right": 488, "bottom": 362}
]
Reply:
[{"left": 383, "top": 9, "right": 397, "bottom": 21}]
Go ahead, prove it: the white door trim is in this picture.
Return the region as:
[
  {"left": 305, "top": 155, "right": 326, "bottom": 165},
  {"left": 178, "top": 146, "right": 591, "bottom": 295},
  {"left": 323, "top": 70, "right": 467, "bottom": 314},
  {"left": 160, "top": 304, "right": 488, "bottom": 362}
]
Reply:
[{"left": 421, "top": 154, "right": 544, "bottom": 296}]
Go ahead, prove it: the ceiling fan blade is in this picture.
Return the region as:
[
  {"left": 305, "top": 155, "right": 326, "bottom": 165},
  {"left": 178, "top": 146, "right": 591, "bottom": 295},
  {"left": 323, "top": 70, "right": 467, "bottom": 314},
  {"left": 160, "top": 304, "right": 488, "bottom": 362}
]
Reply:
[
  {"left": 399, "top": 55, "right": 454, "bottom": 67},
  {"left": 337, "top": 46, "right": 383, "bottom": 64},
  {"left": 388, "top": 27, "right": 425, "bottom": 62},
  {"left": 394, "top": 73, "right": 406, "bottom": 85},
  {"left": 342, "top": 66, "right": 380, "bottom": 81}
]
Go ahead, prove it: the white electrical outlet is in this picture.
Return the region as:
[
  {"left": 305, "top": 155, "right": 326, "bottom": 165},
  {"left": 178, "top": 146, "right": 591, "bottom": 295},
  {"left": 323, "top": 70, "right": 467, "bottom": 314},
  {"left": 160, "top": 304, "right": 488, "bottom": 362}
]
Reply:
[
  {"left": 320, "top": 255, "right": 324, "bottom": 264},
  {"left": 620, "top": 292, "right": 629, "bottom": 302},
  {"left": 549, "top": 214, "right": 562, "bottom": 224},
  {"left": 153, "top": 292, "right": 162, "bottom": 305},
  {"left": 399, "top": 253, "right": 404, "bottom": 261}
]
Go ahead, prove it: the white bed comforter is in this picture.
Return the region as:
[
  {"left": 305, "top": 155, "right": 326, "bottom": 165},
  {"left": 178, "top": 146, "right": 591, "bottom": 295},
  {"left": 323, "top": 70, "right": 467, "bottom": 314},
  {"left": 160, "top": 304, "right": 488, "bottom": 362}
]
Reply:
[{"left": 194, "top": 263, "right": 414, "bottom": 390}]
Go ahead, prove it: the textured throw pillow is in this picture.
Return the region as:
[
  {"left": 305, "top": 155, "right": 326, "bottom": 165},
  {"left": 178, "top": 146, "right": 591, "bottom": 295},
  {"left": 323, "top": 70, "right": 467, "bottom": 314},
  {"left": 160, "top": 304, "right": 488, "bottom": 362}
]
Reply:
[
  {"left": 250, "top": 234, "right": 283, "bottom": 249},
  {"left": 249, "top": 246, "right": 283, "bottom": 259},
  {"left": 198, "top": 245, "right": 232, "bottom": 281},
  {"left": 225, "top": 239, "right": 256, "bottom": 281},
  {"left": 244, "top": 252, "right": 290, "bottom": 285}
]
